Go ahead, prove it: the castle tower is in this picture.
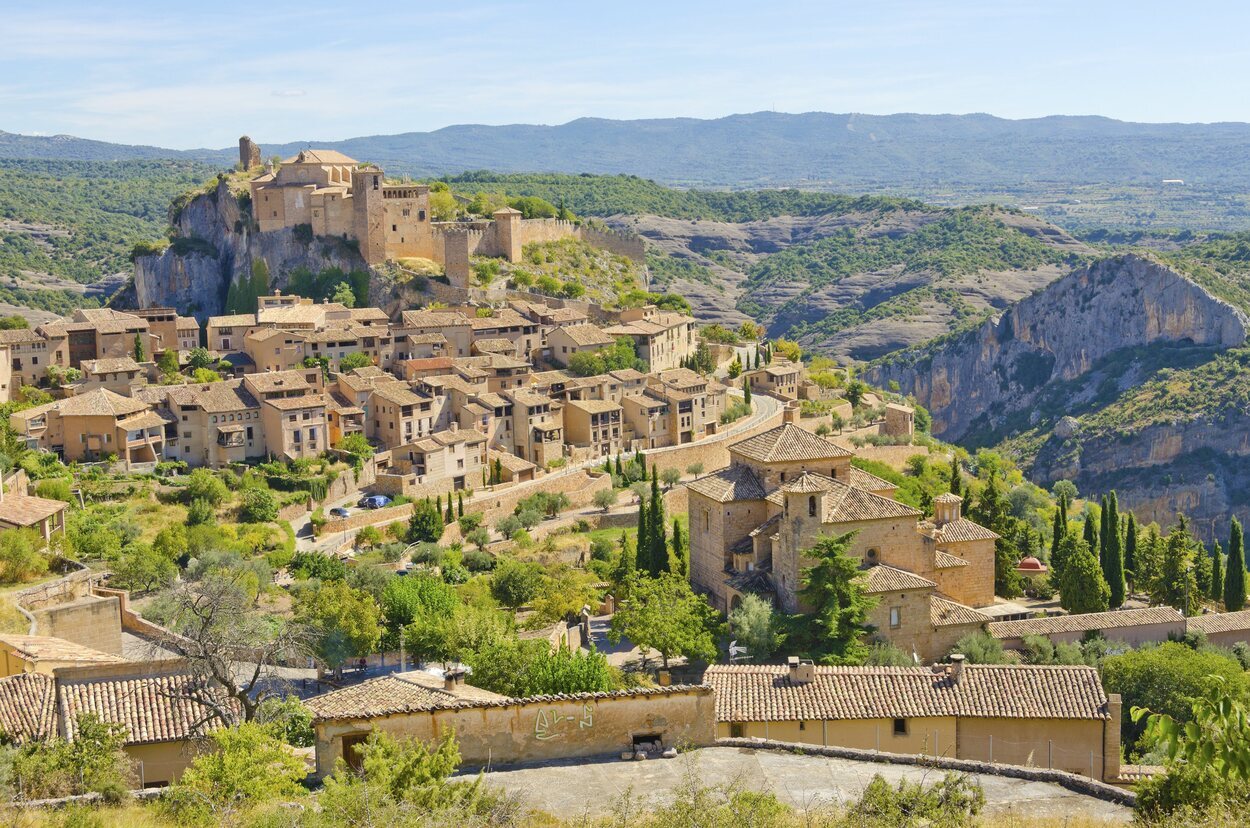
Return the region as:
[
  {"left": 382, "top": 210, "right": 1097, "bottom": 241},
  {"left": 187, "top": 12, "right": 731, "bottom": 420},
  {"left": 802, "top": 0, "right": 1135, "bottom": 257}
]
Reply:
[
  {"left": 493, "top": 207, "right": 523, "bottom": 262},
  {"left": 238, "top": 136, "right": 261, "bottom": 170},
  {"left": 351, "top": 167, "right": 386, "bottom": 266}
]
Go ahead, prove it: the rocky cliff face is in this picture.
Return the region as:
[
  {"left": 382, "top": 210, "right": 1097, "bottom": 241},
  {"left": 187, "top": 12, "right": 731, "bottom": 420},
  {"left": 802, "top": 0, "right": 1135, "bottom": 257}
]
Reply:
[
  {"left": 866, "top": 254, "right": 1249, "bottom": 440},
  {"left": 129, "top": 179, "right": 368, "bottom": 321}
]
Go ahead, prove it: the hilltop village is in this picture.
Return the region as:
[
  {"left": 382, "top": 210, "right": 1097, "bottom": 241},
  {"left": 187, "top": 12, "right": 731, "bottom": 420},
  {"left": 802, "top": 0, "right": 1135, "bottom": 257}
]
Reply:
[{"left": 0, "top": 145, "right": 1248, "bottom": 825}]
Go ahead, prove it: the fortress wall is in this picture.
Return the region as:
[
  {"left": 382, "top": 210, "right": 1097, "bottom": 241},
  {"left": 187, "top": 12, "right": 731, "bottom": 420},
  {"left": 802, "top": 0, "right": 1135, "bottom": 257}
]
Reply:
[{"left": 578, "top": 225, "right": 647, "bottom": 262}]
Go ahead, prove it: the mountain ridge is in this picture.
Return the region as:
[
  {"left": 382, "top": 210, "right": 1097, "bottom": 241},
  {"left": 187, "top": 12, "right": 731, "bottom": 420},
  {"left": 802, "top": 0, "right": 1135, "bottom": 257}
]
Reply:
[{"left": 11, "top": 111, "right": 1250, "bottom": 189}]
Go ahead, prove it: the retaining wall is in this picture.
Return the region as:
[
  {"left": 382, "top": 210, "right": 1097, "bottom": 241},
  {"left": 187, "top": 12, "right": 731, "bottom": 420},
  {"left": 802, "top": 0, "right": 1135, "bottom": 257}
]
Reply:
[{"left": 716, "top": 738, "right": 1137, "bottom": 806}]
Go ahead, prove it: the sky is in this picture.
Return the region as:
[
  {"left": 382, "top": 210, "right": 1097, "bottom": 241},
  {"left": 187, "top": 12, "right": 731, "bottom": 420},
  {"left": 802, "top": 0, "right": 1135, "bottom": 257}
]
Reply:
[{"left": 3, "top": 0, "right": 1250, "bottom": 149}]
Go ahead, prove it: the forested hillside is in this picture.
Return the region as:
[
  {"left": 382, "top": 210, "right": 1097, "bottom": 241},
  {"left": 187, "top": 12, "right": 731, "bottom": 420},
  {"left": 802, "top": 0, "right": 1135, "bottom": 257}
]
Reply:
[{"left": 0, "top": 159, "right": 216, "bottom": 314}]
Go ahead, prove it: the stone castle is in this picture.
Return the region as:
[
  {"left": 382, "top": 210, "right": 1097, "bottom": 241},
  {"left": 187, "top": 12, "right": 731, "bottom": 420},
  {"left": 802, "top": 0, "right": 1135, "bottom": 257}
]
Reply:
[{"left": 238, "top": 137, "right": 644, "bottom": 287}]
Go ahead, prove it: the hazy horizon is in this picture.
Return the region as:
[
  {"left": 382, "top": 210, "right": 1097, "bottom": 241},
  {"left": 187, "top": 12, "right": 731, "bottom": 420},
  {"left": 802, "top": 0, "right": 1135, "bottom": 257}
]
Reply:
[{"left": 5, "top": 0, "right": 1250, "bottom": 149}]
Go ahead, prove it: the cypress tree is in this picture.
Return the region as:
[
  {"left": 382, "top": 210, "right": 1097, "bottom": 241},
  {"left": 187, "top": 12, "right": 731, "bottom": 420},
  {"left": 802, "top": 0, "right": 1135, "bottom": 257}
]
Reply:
[
  {"left": 1210, "top": 541, "right": 1225, "bottom": 601},
  {"left": 647, "top": 467, "right": 667, "bottom": 576},
  {"left": 1050, "top": 507, "right": 1065, "bottom": 561},
  {"left": 670, "top": 518, "right": 687, "bottom": 575},
  {"left": 436, "top": 494, "right": 443, "bottom": 521},
  {"left": 1098, "top": 495, "right": 1109, "bottom": 571},
  {"left": 614, "top": 455, "right": 623, "bottom": 478},
  {"left": 457, "top": 492, "right": 465, "bottom": 519},
  {"left": 445, "top": 497, "right": 454, "bottom": 524},
  {"left": 1225, "top": 517, "right": 1246, "bottom": 611},
  {"left": 613, "top": 531, "right": 636, "bottom": 588},
  {"left": 1083, "top": 513, "right": 1098, "bottom": 554},
  {"left": 1124, "top": 512, "right": 1138, "bottom": 587},
  {"left": 1103, "top": 492, "right": 1125, "bottom": 607},
  {"left": 635, "top": 491, "right": 650, "bottom": 574},
  {"left": 1059, "top": 494, "right": 1068, "bottom": 530},
  {"left": 948, "top": 454, "right": 962, "bottom": 500},
  {"left": 743, "top": 377, "right": 752, "bottom": 407}
]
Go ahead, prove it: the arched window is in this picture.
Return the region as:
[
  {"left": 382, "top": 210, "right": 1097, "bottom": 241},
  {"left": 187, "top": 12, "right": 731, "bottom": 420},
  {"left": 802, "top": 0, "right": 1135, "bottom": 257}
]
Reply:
[{"left": 808, "top": 496, "right": 817, "bottom": 517}]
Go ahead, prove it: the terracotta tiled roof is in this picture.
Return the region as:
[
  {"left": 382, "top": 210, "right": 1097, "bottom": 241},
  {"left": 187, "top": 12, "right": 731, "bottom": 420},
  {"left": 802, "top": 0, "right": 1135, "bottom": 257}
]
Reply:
[
  {"left": 372, "top": 384, "right": 429, "bottom": 407},
  {"left": 930, "top": 595, "right": 991, "bottom": 627},
  {"left": 1187, "top": 609, "right": 1250, "bottom": 636},
  {"left": 779, "top": 472, "right": 836, "bottom": 494},
  {"left": 472, "top": 338, "right": 518, "bottom": 354},
  {"left": 401, "top": 310, "right": 470, "bottom": 328},
  {"left": 934, "top": 550, "right": 969, "bottom": 569},
  {"left": 609, "top": 368, "right": 647, "bottom": 382},
  {"left": 688, "top": 465, "right": 767, "bottom": 503},
  {"left": 817, "top": 477, "right": 922, "bottom": 523},
  {"left": 864, "top": 565, "right": 936, "bottom": 593},
  {"left": 933, "top": 493, "right": 963, "bottom": 504},
  {"left": 566, "top": 398, "right": 621, "bottom": 414},
  {"left": 555, "top": 323, "right": 615, "bottom": 347},
  {"left": 284, "top": 148, "right": 358, "bottom": 165},
  {"left": 730, "top": 424, "right": 853, "bottom": 463},
  {"left": 167, "top": 380, "right": 259, "bottom": 414},
  {"left": 0, "top": 673, "right": 56, "bottom": 743},
  {"left": 263, "top": 392, "right": 327, "bottom": 411},
  {"left": 494, "top": 452, "right": 537, "bottom": 472},
  {"left": 117, "top": 410, "right": 170, "bottom": 430},
  {"left": 705, "top": 662, "right": 1111, "bottom": 723},
  {"left": 848, "top": 467, "right": 896, "bottom": 492},
  {"left": 407, "top": 332, "right": 448, "bottom": 344},
  {"left": 0, "top": 635, "right": 127, "bottom": 666},
  {"left": 207, "top": 314, "right": 257, "bottom": 328},
  {"left": 987, "top": 606, "right": 1185, "bottom": 640},
  {"left": 244, "top": 370, "right": 314, "bottom": 394},
  {"left": 80, "top": 357, "right": 142, "bottom": 375},
  {"left": 0, "top": 328, "right": 42, "bottom": 345},
  {"left": 304, "top": 671, "right": 506, "bottom": 720},
  {"left": 306, "top": 671, "right": 704, "bottom": 722},
  {"left": 59, "top": 672, "right": 238, "bottom": 745},
  {"left": 55, "top": 388, "right": 148, "bottom": 418},
  {"left": 0, "top": 494, "right": 67, "bottom": 526},
  {"left": 919, "top": 517, "right": 999, "bottom": 543}
]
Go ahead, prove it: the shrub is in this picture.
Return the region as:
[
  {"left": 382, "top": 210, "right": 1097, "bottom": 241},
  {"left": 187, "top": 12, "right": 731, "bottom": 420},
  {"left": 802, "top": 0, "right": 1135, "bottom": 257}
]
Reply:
[
  {"left": 185, "top": 468, "right": 228, "bottom": 506},
  {"left": 239, "top": 488, "right": 278, "bottom": 523},
  {"left": 462, "top": 548, "right": 494, "bottom": 572},
  {"left": 0, "top": 528, "right": 47, "bottom": 584},
  {"left": 458, "top": 512, "right": 483, "bottom": 534},
  {"left": 34, "top": 477, "right": 73, "bottom": 503}
]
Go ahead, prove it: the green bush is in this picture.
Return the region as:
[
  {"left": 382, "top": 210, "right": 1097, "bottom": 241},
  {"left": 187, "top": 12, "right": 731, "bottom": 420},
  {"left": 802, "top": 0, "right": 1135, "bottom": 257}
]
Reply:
[{"left": 240, "top": 488, "right": 278, "bottom": 523}]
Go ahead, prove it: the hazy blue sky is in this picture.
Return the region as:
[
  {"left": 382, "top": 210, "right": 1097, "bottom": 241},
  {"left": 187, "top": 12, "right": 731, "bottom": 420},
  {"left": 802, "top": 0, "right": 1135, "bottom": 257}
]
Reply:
[{"left": 3, "top": 0, "right": 1248, "bottom": 148}]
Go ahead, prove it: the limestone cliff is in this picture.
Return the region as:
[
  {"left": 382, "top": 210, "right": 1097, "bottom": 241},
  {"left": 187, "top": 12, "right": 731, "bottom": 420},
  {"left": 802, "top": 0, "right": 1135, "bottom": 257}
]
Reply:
[
  {"left": 127, "top": 178, "right": 369, "bottom": 321},
  {"left": 865, "top": 254, "right": 1249, "bottom": 441}
]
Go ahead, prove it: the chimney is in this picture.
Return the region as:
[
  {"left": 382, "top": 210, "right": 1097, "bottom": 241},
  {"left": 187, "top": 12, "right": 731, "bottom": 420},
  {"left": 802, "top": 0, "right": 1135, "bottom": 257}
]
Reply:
[
  {"left": 444, "top": 669, "right": 465, "bottom": 691},
  {"left": 787, "top": 656, "right": 815, "bottom": 685},
  {"left": 948, "top": 653, "right": 966, "bottom": 684}
]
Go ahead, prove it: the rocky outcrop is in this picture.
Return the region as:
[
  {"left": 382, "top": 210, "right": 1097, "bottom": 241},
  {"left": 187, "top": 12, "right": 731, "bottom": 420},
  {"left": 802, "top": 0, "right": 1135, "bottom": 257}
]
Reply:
[
  {"left": 128, "top": 178, "right": 368, "bottom": 321},
  {"left": 866, "top": 254, "right": 1249, "bottom": 441}
]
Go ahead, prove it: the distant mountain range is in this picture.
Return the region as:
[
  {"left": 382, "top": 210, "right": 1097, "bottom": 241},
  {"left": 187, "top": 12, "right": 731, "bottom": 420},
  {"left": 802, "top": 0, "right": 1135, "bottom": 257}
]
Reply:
[{"left": 7, "top": 112, "right": 1250, "bottom": 189}]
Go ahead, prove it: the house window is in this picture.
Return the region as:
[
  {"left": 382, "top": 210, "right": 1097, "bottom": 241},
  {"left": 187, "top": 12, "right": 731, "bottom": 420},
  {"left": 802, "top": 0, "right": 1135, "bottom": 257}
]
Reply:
[
  {"left": 798, "top": 721, "right": 806, "bottom": 731},
  {"left": 893, "top": 718, "right": 908, "bottom": 736},
  {"left": 729, "top": 723, "right": 744, "bottom": 739},
  {"left": 703, "top": 509, "right": 710, "bottom": 531},
  {"left": 780, "top": 472, "right": 786, "bottom": 482},
  {"left": 889, "top": 607, "right": 901, "bottom": 628},
  {"left": 808, "top": 496, "right": 817, "bottom": 517}
]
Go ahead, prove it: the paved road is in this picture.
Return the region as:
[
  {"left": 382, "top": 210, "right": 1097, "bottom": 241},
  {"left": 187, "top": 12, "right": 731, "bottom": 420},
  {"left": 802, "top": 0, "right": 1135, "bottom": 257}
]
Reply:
[
  {"left": 294, "top": 391, "right": 783, "bottom": 553},
  {"left": 471, "top": 746, "right": 1130, "bottom": 823}
]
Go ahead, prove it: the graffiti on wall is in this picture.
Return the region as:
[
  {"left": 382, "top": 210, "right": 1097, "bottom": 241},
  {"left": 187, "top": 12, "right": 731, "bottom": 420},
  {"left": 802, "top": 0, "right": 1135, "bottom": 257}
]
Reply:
[{"left": 534, "top": 703, "right": 594, "bottom": 741}]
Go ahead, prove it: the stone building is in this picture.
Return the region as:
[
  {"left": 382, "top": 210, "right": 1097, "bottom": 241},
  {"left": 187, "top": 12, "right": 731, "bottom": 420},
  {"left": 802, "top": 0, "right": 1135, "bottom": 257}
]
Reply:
[
  {"left": 305, "top": 669, "right": 715, "bottom": 777},
  {"left": 687, "top": 424, "right": 998, "bottom": 662},
  {"left": 706, "top": 657, "right": 1122, "bottom": 782}
]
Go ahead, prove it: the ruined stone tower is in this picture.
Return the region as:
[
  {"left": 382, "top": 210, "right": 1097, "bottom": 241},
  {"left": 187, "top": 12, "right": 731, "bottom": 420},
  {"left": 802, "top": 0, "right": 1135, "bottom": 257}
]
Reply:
[
  {"left": 238, "top": 136, "right": 261, "bottom": 170},
  {"left": 351, "top": 166, "right": 386, "bottom": 266}
]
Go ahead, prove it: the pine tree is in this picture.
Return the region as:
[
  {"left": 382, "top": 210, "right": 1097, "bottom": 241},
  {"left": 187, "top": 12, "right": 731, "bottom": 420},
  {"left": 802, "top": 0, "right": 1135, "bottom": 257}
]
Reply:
[
  {"left": 1225, "top": 517, "right": 1247, "bottom": 611},
  {"left": 945, "top": 455, "right": 965, "bottom": 500},
  {"left": 647, "top": 467, "right": 667, "bottom": 577},
  {"left": 1210, "top": 541, "right": 1225, "bottom": 601},
  {"left": 797, "top": 532, "right": 875, "bottom": 664},
  {"left": 1059, "top": 537, "right": 1110, "bottom": 614},
  {"left": 1102, "top": 492, "right": 1125, "bottom": 607},
  {"left": 1124, "top": 512, "right": 1138, "bottom": 588},
  {"left": 669, "top": 518, "right": 687, "bottom": 576}
]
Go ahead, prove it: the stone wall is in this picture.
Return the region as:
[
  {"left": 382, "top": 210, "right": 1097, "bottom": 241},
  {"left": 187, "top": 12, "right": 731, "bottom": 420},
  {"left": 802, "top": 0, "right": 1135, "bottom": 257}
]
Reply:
[
  {"left": 313, "top": 685, "right": 716, "bottom": 776},
  {"left": 31, "top": 595, "right": 122, "bottom": 656},
  {"left": 715, "top": 738, "right": 1135, "bottom": 803},
  {"left": 637, "top": 403, "right": 785, "bottom": 476},
  {"left": 578, "top": 224, "right": 647, "bottom": 263}
]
